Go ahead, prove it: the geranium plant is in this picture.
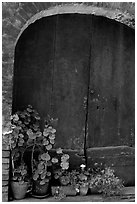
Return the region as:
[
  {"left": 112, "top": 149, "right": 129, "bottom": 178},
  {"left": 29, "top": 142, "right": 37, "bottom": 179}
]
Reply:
[
  {"left": 51, "top": 148, "right": 70, "bottom": 185},
  {"left": 88, "top": 163, "right": 124, "bottom": 196},
  {"left": 100, "top": 167, "right": 124, "bottom": 196},
  {"left": 12, "top": 162, "right": 28, "bottom": 184}
]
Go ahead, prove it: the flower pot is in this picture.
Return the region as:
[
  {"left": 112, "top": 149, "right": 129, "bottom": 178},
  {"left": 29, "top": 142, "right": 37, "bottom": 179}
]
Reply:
[
  {"left": 59, "top": 176, "right": 69, "bottom": 186},
  {"left": 89, "top": 187, "right": 100, "bottom": 194},
  {"left": 51, "top": 186, "right": 77, "bottom": 196},
  {"left": 32, "top": 180, "right": 49, "bottom": 196},
  {"left": 79, "top": 185, "right": 89, "bottom": 196},
  {"left": 11, "top": 181, "right": 28, "bottom": 200}
]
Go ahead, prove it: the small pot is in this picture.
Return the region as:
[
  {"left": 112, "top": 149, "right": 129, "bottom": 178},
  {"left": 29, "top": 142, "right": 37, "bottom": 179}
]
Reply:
[
  {"left": 89, "top": 186, "right": 100, "bottom": 194},
  {"left": 32, "top": 180, "right": 49, "bottom": 196},
  {"left": 79, "top": 185, "right": 89, "bottom": 196},
  {"left": 51, "top": 185, "right": 77, "bottom": 196},
  {"left": 59, "top": 176, "right": 69, "bottom": 186},
  {"left": 11, "top": 181, "right": 28, "bottom": 200}
]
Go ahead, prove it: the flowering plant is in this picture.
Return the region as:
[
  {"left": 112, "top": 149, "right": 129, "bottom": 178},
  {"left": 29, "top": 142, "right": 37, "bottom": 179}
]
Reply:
[
  {"left": 12, "top": 162, "right": 29, "bottom": 184},
  {"left": 3, "top": 105, "right": 57, "bottom": 186},
  {"left": 32, "top": 153, "right": 51, "bottom": 185},
  {"left": 75, "top": 164, "right": 90, "bottom": 189},
  {"left": 51, "top": 148, "right": 70, "bottom": 186},
  {"left": 99, "top": 167, "right": 124, "bottom": 196},
  {"left": 89, "top": 163, "right": 124, "bottom": 196}
]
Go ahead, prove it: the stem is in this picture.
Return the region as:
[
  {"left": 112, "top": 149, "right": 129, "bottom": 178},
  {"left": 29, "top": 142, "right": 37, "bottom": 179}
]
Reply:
[
  {"left": 11, "top": 153, "right": 15, "bottom": 177},
  {"left": 31, "top": 141, "right": 36, "bottom": 174}
]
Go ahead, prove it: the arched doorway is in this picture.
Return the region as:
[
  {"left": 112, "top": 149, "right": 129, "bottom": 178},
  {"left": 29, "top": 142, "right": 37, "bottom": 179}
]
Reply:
[{"left": 12, "top": 14, "right": 135, "bottom": 181}]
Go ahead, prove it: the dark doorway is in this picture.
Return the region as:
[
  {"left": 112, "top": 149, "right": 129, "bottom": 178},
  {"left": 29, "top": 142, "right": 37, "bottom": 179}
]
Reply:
[{"left": 13, "top": 14, "right": 135, "bottom": 154}]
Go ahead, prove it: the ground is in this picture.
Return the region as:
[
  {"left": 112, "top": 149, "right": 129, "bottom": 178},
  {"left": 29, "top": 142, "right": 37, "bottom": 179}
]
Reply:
[{"left": 11, "top": 186, "right": 135, "bottom": 202}]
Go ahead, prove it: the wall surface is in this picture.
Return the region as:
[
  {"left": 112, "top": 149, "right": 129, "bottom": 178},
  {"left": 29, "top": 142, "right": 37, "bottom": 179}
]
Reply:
[{"left": 2, "top": 2, "right": 135, "bottom": 201}]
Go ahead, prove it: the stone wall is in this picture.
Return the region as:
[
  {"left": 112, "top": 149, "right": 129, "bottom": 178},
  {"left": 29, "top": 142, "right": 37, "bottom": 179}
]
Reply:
[{"left": 2, "top": 2, "right": 135, "bottom": 201}]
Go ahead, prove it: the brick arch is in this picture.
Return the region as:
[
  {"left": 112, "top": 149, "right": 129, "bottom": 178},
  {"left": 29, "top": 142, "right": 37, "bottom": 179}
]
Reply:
[{"left": 16, "top": 4, "right": 135, "bottom": 44}]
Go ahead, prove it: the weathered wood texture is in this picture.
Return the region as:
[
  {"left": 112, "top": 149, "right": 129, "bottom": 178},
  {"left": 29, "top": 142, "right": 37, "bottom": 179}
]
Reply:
[
  {"left": 87, "top": 146, "right": 135, "bottom": 185},
  {"left": 13, "top": 14, "right": 134, "bottom": 149},
  {"left": 87, "top": 16, "right": 135, "bottom": 147}
]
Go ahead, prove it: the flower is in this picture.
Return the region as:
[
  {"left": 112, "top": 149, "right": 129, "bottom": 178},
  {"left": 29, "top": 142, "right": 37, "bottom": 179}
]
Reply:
[
  {"left": 11, "top": 114, "right": 19, "bottom": 122},
  {"left": 60, "top": 161, "right": 69, "bottom": 170},
  {"left": 56, "top": 148, "right": 63, "bottom": 154},
  {"left": 61, "top": 154, "right": 69, "bottom": 161},
  {"left": 51, "top": 158, "right": 59, "bottom": 164},
  {"left": 80, "top": 164, "right": 86, "bottom": 171}
]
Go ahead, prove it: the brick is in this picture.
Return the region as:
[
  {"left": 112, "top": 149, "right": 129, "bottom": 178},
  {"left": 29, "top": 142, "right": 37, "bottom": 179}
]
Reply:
[
  {"left": 2, "top": 158, "right": 10, "bottom": 164},
  {"left": 34, "top": 2, "right": 45, "bottom": 11},
  {"left": 2, "top": 163, "right": 9, "bottom": 170},
  {"left": 2, "top": 192, "right": 8, "bottom": 202},
  {"left": 2, "top": 174, "right": 9, "bottom": 181},
  {"left": 2, "top": 180, "right": 9, "bottom": 186},
  {"left": 18, "top": 8, "right": 32, "bottom": 20},
  {"left": 2, "top": 186, "right": 9, "bottom": 193},
  {"left": 2, "top": 169, "right": 9, "bottom": 175},
  {"left": 2, "top": 144, "right": 10, "bottom": 150},
  {"left": 2, "top": 19, "right": 19, "bottom": 38},
  {"left": 2, "top": 151, "right": 10, "bottom": 158},
  {"left": 2, "top": 51, "right": 14, "bottom": 62}
]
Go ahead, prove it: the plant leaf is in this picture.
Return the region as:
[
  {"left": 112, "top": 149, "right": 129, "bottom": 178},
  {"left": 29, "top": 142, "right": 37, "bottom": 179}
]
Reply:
[
  {"left": 41, "top": 153, "right": 50, "bottom": 161},
  {"left": 46, "top": 144, "right": 52, "bottom": 150},
  {"left": 49, "top": 134, "right": 55, "bottom": 140},
  {"left": 50, "top": 139, "right": 55, "bottom": 144},
  {"left": 38, "top": 163, "right": 44, "bottom": 170},
  {"left": 33, "top": 173, "right": 39, "bottom": 180},
  {"left": 40, "top": 180, "right": 46, "bottom": 185},
  {"left": 43, "top": 139, "right": 49, "bottom": 145}
]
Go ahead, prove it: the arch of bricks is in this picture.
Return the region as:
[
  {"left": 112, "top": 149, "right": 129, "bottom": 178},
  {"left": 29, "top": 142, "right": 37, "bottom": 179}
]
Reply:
[{"left": 2, "top": 2, "right": 135, "bottom": 201}]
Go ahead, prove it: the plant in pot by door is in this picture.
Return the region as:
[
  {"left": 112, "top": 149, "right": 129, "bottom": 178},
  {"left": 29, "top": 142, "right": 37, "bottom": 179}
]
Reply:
[
  {"left": 77, "top": 164, "right": 90, "bottom": 196},
  {"left": 32, "top": 153, "right": 52, "bottom": 196},
  {"left": 51, "top": 149, "right": 78, "bottom": 198},
  {"left": 3, "top": 112, "right": 31, "bottom": 200},
  {"left": 3, "top": 105, "right": 57, "bottom": 199},
  {"left": 25, "top": 109, "right": 57, "bottom": 197},
  {"left": 99, "top": 167, "right": 124, "bottom": 197},
  {"left": 11, "top": 162, "right": 29, "bottom": 200},
  {"left": 89, "top": 174, "right": 102, "bottom": 194}
]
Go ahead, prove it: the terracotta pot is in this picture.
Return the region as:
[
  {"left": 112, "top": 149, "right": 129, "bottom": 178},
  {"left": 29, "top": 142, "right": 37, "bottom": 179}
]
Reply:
[
  {"left": 51, "top": 185, "right": 77, "bottom": 196},
  {"left": 89, "top": 187, "right": 100, "bottom": 194},
  {"left": 11, "top": 181, "right": 28, "bottom": 200},
  {"left": 79, "top": 185, "right": 89, "bottom": 196},
  {"left": 32, "top": 180, "right": 49, "bottom": 196},
  {"left": 59, "top": 176, "right": 69, "bottom": 186}
]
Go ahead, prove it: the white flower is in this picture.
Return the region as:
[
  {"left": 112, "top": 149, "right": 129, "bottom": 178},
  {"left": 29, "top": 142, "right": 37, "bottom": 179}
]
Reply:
[{"left": 80, "top": 164, "right": 86, "bottom": 170}]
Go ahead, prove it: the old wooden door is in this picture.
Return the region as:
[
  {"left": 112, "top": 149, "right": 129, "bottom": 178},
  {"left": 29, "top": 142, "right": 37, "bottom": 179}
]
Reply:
[
  {"left": 13, "top": 14, "right": 135, "bottom": 173},
  {"left": 86, "top": 16, "right": 135, "bottom": 148}
]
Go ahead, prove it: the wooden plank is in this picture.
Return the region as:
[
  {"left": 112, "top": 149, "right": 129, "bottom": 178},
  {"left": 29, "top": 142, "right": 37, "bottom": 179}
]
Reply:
[
  {"left": 51, "top": 14, "right": 91, "bottom": 149},
  {"left": 87, "top": 16, "right": 135, "bottom": 148},
  {"left": 87, "top": 146, "right": 135, "bottom": 185},
  {"left": 12, "top": 16, "right": 56, "bottom": 123}
]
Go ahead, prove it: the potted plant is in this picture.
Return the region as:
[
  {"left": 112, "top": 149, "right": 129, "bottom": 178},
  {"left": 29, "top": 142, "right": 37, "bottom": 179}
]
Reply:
[
  {"left": 3, "top": 110, "right": 31, "bottom": 199},
  {"left": 10, "top": 163, "right": 29, "bottom": 200},
  {"left": 99, "top": 167, "right": 124, "bottom": 197},
  {"left": 76, "top": 164, "right": 90, "bottom": 196},
  {"left": 3, "top": 105, "right": 57, "bottom": 199},
  {"left": 88, "top": 163, "right": 124, "bottom": 196},
  {"left": 89, "top": 174, "right": 102, "bottom": 194},
  {"left": 51, "top": 149, "right": 78, "bottom": 197},
  {"left": 32, "top": 153, "right": 52, "bottom": 196},
  {"left": 23, "top": 106, "right": 57, "bottom": 197}
]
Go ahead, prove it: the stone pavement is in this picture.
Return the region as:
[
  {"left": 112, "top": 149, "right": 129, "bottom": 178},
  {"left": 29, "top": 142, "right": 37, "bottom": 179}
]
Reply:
[{"left": 11, "top": 187, "right": 135, "bottom": 202}]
